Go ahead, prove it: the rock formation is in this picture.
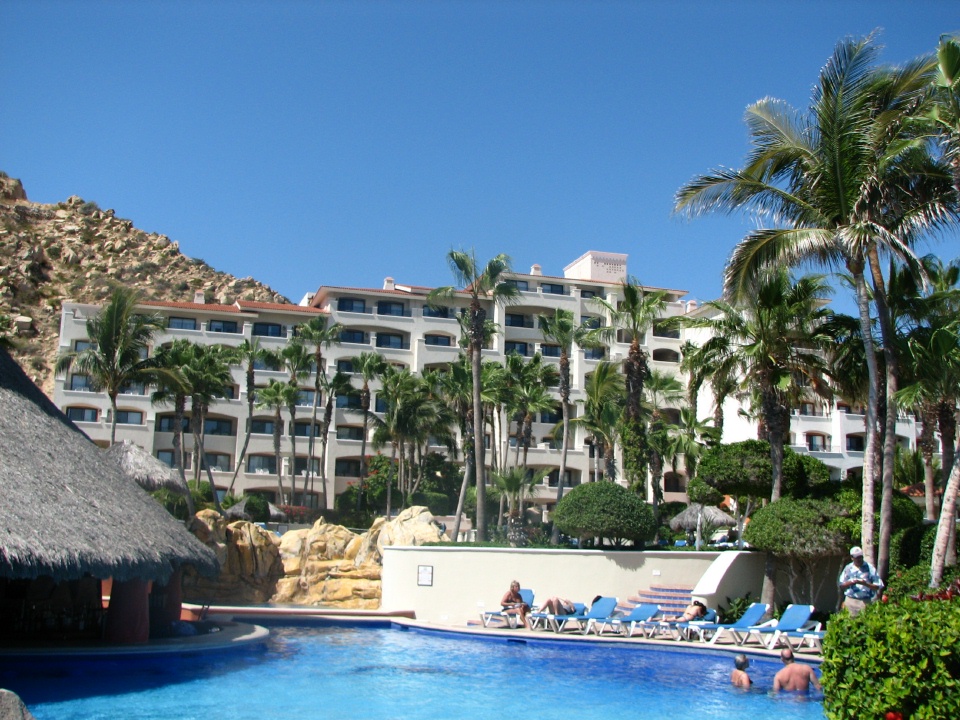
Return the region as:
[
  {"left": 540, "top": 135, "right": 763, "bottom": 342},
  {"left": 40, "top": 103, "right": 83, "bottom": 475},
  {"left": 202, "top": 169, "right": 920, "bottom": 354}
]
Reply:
[
  {"left": 0, "top": 172, "right": 288, "bottom": 393},
  {"left": 0, "top": 690, "right": 36, "bottom": 720},
  {"left": 184, "top": 506, "right": 446, "bottom": 609}
]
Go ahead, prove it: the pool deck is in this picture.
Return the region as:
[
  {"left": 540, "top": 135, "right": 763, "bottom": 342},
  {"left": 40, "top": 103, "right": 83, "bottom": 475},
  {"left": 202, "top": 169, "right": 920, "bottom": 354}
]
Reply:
[{"left": 0, "top": 603, "right": 821, "bottom": 664}]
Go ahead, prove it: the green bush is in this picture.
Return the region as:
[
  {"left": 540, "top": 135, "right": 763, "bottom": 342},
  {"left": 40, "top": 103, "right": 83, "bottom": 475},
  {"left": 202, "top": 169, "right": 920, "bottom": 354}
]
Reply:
[
  {"left": 885, "top": 561, "right": 960, "bottom": 603},
  {"left": 410, "top": 491, "right": 450, "bottom": 517},
  {"left": 552, "top": 481, "right": 655, "bottom": 546},
  {"left": 244, "top": 493, "right": 269, "bottom": 523},
  {"left": 821, "top": 599, "right": 960, "bottom": 719}
]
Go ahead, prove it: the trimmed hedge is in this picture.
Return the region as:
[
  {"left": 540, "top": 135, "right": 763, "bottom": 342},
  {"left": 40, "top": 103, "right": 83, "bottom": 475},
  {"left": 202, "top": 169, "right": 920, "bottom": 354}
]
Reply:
[{"left": 821, "top": 599, "right": 960, "bottom": 719}]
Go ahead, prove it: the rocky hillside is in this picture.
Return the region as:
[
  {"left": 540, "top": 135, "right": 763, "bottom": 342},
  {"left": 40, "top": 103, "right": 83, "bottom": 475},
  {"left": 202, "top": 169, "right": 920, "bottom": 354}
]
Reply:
[{"left": 0, "top": 172, "right": 289, "bottom": 394}]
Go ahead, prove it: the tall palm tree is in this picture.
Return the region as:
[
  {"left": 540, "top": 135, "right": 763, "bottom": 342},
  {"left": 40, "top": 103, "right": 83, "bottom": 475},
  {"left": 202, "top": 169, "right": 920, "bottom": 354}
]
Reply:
[
  {"left": 591, "top": 278, "right": 667, "bottom": 494},
  {"left": 429, "top": 250, "right": 519, "bottom": 540},
  {"left": 150, "top": 339, "right": 193, "bottom": 516},
  {"left": 224, "top": 338, "right": 271, "bottom": 498},
  {"left": 55, "top": 287, "right": 170, "bottom": 444},
  {"left": 539, "top": 308, "right": 600, "bottom": 542},
  {"left": 255, "top": 379, "right": 298, "bottom": 505},
  {"left": 182, "top": 343, "right": 233, "bottom": 514},
  {"left": 928, "top": 35, "right": 960, "bottom": 196},
  {"left": 575, "top": 360, "right": 624, "bottom": 482},
  {"left": 676, "top": 37, "right": 956, "bottom": 567},
  {"left": 643, "top": 369, "right": 685, "bottom": 527},
  {"left": 678, "top": 270, "right": 832, "bottom": 502},
  {"left": 295, "top": 316, "right": 343, "bottom": 500},
  {"left": 316, "top": 370, "right": 352, "bottom": 510},
  {"left": 437, "top": 355, "right": 476, "bottom": 541},
  {"left": 372, "top": 365, "right": 421, "bottom": 517},
  {"left": 280, "top": 340, "right": 313, "bottom": 505},
  {"left": 351, "top": 351, "right": 387, "bottom": 510}
]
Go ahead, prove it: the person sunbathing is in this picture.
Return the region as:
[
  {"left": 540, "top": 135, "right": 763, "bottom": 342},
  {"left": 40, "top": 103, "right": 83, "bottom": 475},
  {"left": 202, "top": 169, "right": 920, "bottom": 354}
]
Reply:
[
  {"left": 500, "top": 580, "right": 531, "bottom": 629},
  {"left": 664, "top": 600, "right": 707, "bottom": 622},
  {"left": 539, "top": 597, "right": 577, "bottom": 615}
]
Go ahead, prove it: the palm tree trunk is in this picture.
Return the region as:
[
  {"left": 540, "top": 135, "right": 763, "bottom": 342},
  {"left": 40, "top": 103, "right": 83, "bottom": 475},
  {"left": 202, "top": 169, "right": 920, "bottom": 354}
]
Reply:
[
  {"left": 919, "top": 402, "right": 939, "bottom": 521},
  {"left": 471, "top": 340, "right": 487, "bottom": 541},
  {"left": 931, "top": 446, "right": 959, "bottom": 586},
  {"left": 386, "top": 442, "right": 397, "bottom": 518},
  {"left": 357, "top": 390, "right": 370, "bottom": 511},
  {"left": 550, "top": 398, "right": 571, "bottom": 545},
  {"left": 226, "top": 364, "right": 256, "bottom": 498},
  {"left": 172, "top": 395, "right": 195, "bottom": 518},
  {"left": 451, "top": 419, "right": 474, "bottom": 542},
  {"left": 317, "top": 395, "right": 336, "bottom": 511},
  {"left": 108, "top": 392, "right": 119, "bottom": 445},
  {"left": 273, "top": 408, "right": 285, "bottom": 504}
]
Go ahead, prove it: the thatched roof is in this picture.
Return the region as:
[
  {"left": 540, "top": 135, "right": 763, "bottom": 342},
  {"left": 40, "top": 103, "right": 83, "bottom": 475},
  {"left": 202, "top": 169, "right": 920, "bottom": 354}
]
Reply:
[
  {"left": 669, "top": 504, "right": 737, "bottom": 532},
  {"left": 224, "top": 496, "right": 287, "bottom": 522},
  {"left": 103, "top": 440, "right": 189, "bottom": 494},
  {"left": 0, "top": 348, "right": 218, "bottom": 583}
]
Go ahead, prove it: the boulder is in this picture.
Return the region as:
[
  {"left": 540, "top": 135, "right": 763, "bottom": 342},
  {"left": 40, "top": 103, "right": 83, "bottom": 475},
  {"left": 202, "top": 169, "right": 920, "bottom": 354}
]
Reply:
[{"left": 0, "top": 690, "right": 36, "bottom": 720}]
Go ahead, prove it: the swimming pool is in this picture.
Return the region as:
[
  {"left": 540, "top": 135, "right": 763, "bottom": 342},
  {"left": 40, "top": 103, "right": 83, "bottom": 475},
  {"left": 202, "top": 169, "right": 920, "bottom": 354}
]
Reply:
[{"left": 2, "top": 622, "right": 824, "bottom": 719}]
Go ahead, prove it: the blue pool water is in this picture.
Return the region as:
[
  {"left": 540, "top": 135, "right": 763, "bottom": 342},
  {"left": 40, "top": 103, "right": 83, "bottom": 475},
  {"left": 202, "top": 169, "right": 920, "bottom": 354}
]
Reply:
[{"left": 2, "top": 623, "right": 825, "bottom": 720}]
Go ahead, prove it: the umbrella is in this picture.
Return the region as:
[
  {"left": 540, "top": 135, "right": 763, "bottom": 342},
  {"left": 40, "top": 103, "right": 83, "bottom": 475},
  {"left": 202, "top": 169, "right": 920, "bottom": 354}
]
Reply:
[
  {"left": 669, "top": 504, "right": 736, "bottom": 532},
  {"left": 224, "top": 496, "right": 287, "bottom": 522},
  {"left": 103, "top": 440, "right": 189, "bottom": 495}
]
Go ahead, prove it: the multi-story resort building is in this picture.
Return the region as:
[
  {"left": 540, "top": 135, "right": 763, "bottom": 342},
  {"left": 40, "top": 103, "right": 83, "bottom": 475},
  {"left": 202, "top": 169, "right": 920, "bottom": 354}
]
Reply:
[{"left": 52, "top": 250, "right": 918, "bottom": 514}]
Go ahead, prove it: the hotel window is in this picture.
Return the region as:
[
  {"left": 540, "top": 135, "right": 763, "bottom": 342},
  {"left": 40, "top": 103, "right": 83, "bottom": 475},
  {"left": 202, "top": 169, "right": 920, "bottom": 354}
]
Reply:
[
  {"left": 204, "top": 418, "right": 234, "bottom": 436},
  {"left": 337, "top": 393, "right": 362, "bottom": 409},
  {"left": 168, "top": 316, "right": 197, "bottom": 331},
  {"left": 252, "top": 322, "right": 284, "bottom": 338},
  {"left": 157, "top": 415, "right": 189, "bottom": 432},
  {"left": 253, "top": 355, "right": 282, "bottom": 371},
  {"left": 294, "top": 457, "right": 320, "bottom": 475},
  {"left": 540, "top": 408, "right": 562, "bottom": 425},
  {"left": 74, "top": 340, "right": 95, "bottom": 352},
  {"left": 337, "top": 426, "right": 365, "bottom": 441},
  {"left": 292, "top": 421, "right": 320, "bottom": 437},
  {"left": 422, "top": 305, "right": 450, "bottom": 318},
  {"left": 652, "top": 348, "right": 680, "bottom": 363},
  {"left": 208, "top": 319, "right": 239, "bottom": 334},
  {"left": 377, "top": 301, "right": 406, "bottom": 317},
  {"left": 584, "top": 347, "right": 606, "bottom": 360},
  {"left": 505, "top": 279, "right": 528, "bottom": 291},
  {"left": 297, "top": 389, "right": 316, "bottom": 407},
  {"left": 376, "top": 333, "right": 405, "bottom": 349},
  {"left": 846, "top": 435, "right": 865, "bottom": 452},
  {"left": 202, "top": 453, "right": 230, "bottom": 471},
  {"left": 580, "top": 289, "right": 598, "bottom": 300},
  {"left": 115, "top": 410, "right": 143, "bottom": 425},
  {"left": 251, "top": 419, "right": 275, "bottom": 435},
  {"left": 806, "top": 434, "right": 829, "bottom": 452},
  {"left": 424, "top": 334, "right": 452, "bottom": 347},
  {"left": 581, "top": 316, "right": 601, "bottom": 329},
  {"left": 505, "top": 313, "right": 532, "bottom": 328},
  {"left": 156, "top": 450, "right": 177, "bottom": 468},
  {"left": 546, "top": 469, "right": 573, "bottom": 487},
  {"left": 652, "top": 320, "right": 680, "bottom": 339},
  {"left": 541, "top": 283, "right": 565, "bottom": 295},
  {"left": 375, "top": 397, "right": 389, "bottom": 413},
  {"left": 247, "top": 455, "right": 277, "bottom": 474},
  {"left": 337, "top": 298, "right": 366, "bottom": 313},
  {"left": 335, "top": 459, "right": 362, "bottom": 477},
  {"left": 119, "top": 380, "right": 146, "bottom": 395},
  {"left": 541, "top": 344, "right": 561, "bottom": 357},
  {"left": 337, "top": 359, "right": 355, "bottom": 373},
  {"left": 505, "top": 341, "right": 529, "bottom": 356},
  {"left": 222, "top": 384, "right": 238, "bottom": 400},
  {"left": 66, "top": 407, "right": 98, "bottom": 423},
  {"left": 69, "top": 374, "right": 94, "bottom": 391},
  {"left": 340, "top": 329, "right": 367, "bottom": 344}
]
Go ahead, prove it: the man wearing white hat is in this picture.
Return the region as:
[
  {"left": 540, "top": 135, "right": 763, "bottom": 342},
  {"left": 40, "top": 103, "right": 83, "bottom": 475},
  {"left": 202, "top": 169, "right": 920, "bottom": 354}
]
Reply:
[{"left": 838, "top": 546, "right": 883, "bottom": 616}]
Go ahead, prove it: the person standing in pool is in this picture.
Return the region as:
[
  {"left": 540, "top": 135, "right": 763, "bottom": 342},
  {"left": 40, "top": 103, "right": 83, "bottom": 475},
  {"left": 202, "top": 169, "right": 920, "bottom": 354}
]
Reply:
[
  {"left": 773, "top": 649, "right": 821, "bottom": 693},
  {"left": 730, "top": 654, "right": 751, "bottom": 688},
  {"left": 501, "top": 580, "right": 531, "bottom": 629}
]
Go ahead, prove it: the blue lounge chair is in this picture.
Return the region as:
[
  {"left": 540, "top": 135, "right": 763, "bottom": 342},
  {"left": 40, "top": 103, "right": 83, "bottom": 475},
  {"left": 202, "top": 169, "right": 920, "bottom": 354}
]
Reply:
[
  {"left": 770, "top": 624, "right": 824, "bottom": 651},
  {"left": 592, "top": 603, "right": 659, "bottom": 637},
  {"left": 528, "top": 602, "right": 586, "bottom": 631},
  {"left": 636, "top": 607, "right": 717, "bottom": 639},
  {"left": 480, "top": 588, "right": 535, "bottom": 628},
  {"left": 681, "top": 602, "right": 771, "bottom": 644},
  {"left": 732, "top": 604, "right": 816, "bottom": 647},
  {"left": 554, "top": 596, "right": 619, "bottom": 634}
]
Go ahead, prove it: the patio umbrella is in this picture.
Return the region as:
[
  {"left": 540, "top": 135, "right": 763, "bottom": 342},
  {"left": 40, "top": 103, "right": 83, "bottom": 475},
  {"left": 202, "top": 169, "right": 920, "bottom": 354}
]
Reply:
[{"left": 103, "top": 440, "right": 189, "bottom": 494}]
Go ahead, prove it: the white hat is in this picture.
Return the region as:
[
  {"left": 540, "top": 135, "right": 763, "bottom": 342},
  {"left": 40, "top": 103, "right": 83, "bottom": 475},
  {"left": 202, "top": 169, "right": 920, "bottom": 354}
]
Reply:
[{"left": 850, "top": 546, "right": 864, "bottom": 557}]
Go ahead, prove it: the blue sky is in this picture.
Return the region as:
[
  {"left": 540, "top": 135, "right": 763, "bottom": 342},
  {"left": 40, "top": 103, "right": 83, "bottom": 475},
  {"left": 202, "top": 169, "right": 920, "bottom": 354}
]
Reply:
[{"left": 3, "top": 1, "right": 958, "bottom": 306}]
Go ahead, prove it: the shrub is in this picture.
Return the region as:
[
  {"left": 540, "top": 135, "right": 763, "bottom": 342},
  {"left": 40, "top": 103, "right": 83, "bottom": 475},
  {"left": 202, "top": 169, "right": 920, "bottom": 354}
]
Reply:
[
  {"left": 244, "top": 493, "right": 269, "bottom": 523},
  {"left": 552, "top": 481, "right": 655, "bottom": 547},
  {"left": 410, "top": 491, "right": 450, "bottom": 517},
  {"left": 821, "top": 599, "right": 960, "bottom": 719}
]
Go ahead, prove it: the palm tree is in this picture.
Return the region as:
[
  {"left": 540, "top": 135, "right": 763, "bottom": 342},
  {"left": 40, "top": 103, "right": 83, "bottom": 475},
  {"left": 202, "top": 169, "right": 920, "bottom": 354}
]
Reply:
[
  {"left": 316, "top": 370, "right": 352, "bottom": 510},
  {"left": 255, "top": 379, "right": 298, "bottom": 504},
  {"left": 928, "top": 35, "right": 960, "bottom": 196},
  {"left": 182, "top": 343, "right": 233, "bottom": 514},
  {"left": 151, "top": 339, "right": 193, "bottom": 516},
  {"left": 428, "top": 250, "right": 519, "bottom": 540},
  {"left": 351, "top": 351, "right": 387, "bottom": 510},
  {"left": 279, "top": 340, "right": 313, "bottom": 506},
  {"left": 295, "top": 316, "right": 343, "bottom": 501},
  {"left": 224, "top": 338, "right": 272, "bottom": 498},
  {"left": 575, "top": 360, "right": 624, "bottom": 482},
  {"left": 676, "top": 36, "right": 956, "bottom": 568},
  {"left": 643, "top": 369, "right": 685, "bottom": 528},
  {"left": 437, "top": 355, "right": 476, "bottom": 541},
  {"left": 678, "top": 270, "right": 832, "bottom": 502},
  {"left": 668, "top": 406, "right": 717, "bottom": 482},
  {"left": 591, "top": 278, "right": 668, "bottom": 494},
  {"left": 372, "top": 365, "right": 421, "bottom": 517},
  {"left": 55, "top": 287, "right": 170, "bottom": 444},
  {"left": 539, "top": 308, "right": 600, "bottom": 542}
]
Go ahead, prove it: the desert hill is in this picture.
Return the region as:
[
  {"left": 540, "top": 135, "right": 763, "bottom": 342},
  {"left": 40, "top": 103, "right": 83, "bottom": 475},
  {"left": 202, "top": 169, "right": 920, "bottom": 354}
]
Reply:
[{"left": 0, "top": 172, "right": 289, "bottom": 394}]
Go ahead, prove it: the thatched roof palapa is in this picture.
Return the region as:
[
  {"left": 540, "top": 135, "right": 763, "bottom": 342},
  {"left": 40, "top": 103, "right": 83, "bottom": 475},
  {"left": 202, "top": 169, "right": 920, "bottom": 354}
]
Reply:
[
  {"left": 224, "top": 496, "right": 288, "bottom": 522},
  {"left": 669, "top": 504, "right": 737, "bottom": 532},
  {"left": 104, "top": 439, "right": 189, "bottom": 494},
  {"left": 0, "top": 348, "right": 218, "bottom": 583}
]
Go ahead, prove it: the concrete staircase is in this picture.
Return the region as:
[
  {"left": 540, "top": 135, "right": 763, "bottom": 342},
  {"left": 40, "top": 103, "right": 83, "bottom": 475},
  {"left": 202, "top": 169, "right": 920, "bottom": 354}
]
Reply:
[{"left": 625, "top": 584, "right": 694, "bottom": 614}]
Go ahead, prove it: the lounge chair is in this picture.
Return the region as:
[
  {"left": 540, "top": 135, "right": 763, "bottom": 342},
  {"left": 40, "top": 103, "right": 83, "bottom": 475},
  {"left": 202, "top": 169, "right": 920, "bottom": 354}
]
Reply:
[
  {"left": 528, "top": 602, "right": 586, "bottom": 631},
  {"left": 636, "top": 607, "right": 717, "bottom": 639},
  {"left": 731, "top": 604, "right": 816, "bottom": 648},
  {"left": 679, "top": 602, "right": 771, "bottom": 644},
  {"left": 553, "top": 596, "right": 619, "bottom": 634},
  {"left": 769, "top": 623, "right": 824, "bottom": 651},
  {"left": 592, "top": 603, "right": 659, "bottom": 637},
  {"left": 480, "top": 588, "right": 535, "bottom": 628}
]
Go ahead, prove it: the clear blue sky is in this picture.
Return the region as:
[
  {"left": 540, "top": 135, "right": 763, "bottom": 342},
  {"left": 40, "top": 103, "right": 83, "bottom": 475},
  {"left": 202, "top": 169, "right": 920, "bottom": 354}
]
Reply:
[{"left": 3, "top": 1, "right": 958, "bottom": 305}]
